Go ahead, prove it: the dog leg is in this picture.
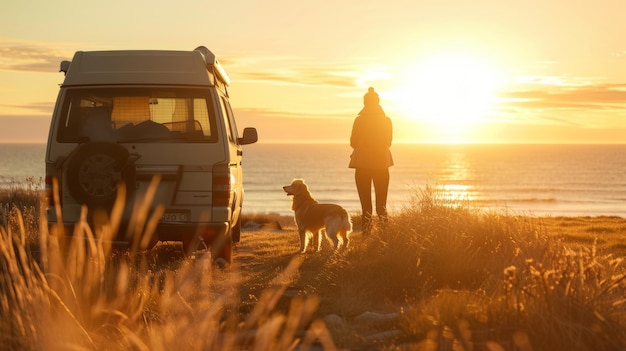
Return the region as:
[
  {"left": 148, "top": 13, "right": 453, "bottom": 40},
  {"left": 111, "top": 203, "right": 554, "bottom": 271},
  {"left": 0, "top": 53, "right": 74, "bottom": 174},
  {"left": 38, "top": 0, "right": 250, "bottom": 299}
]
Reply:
[
  {"left": 314, "top": 230, "right": 323, "bottom": 252},
  {"left": 362, "top": 213, "right": 372, "bottom": 235},
  {"left": 299, "top": 229, "right": 307, "bottom": 253},
  {"left": 339, "top": 230, "right": 349, "bottom": 250},
  {"left": 326, "top": 229, "right": 339, "bottom": 250}
]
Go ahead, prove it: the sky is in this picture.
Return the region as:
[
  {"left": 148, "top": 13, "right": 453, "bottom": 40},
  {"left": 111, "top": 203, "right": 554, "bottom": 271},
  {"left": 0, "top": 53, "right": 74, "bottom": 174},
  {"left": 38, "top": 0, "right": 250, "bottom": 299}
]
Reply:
[{"left": 1, "top": 0, "right": 625, "bottom": 144}]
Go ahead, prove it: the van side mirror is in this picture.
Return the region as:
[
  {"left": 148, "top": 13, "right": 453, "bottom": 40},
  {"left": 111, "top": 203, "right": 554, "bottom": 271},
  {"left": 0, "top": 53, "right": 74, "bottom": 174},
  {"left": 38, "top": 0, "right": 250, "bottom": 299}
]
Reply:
[
  {"left": 60, "top": 60, "right": 71, "bottom": 75},
  {"left": 239, "top": 127, "right": 258, "bottom": 145}
]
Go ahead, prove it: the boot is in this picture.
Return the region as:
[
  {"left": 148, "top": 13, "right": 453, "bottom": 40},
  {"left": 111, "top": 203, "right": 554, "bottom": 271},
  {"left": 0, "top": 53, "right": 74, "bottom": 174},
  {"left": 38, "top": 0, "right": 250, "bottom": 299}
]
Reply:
[
  {"left": 377, "top": 214, "right": 388, "bottom": 233},
  {"left": 362, "top": 213, "right": 372, "bottom": 235}
]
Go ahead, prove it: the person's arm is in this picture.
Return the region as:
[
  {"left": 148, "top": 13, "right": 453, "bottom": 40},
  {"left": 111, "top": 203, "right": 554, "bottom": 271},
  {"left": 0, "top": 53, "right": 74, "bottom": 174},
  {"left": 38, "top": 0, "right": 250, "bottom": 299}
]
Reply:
[{"left": 350, "top": 118, "right": 360, "bottom": 149}]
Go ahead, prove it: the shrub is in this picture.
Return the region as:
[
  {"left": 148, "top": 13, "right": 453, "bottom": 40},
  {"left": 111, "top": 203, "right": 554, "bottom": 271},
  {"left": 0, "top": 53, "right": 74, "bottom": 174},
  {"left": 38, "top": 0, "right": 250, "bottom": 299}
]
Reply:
[{"left": 325, "top": 186, "right": 626, "bottom": 350}]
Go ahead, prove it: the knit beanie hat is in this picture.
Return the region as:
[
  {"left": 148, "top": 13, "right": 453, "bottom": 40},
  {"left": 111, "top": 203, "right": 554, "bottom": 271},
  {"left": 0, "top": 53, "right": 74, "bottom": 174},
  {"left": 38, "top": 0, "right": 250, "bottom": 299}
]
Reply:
[{"left": 363, "top": 87, "right": 379, "bottom": 106}]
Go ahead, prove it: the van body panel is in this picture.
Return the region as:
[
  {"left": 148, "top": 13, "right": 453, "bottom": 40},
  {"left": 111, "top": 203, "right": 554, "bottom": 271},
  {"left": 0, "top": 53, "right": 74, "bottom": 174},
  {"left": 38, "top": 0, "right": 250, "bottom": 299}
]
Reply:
[{"left": 63, "top": 50, "right": 214, "bottom": 87}]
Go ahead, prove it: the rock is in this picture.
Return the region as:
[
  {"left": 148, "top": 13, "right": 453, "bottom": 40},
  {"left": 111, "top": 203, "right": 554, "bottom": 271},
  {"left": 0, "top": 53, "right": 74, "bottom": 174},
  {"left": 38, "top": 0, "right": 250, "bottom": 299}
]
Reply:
[
  {"left": 324, "top": 314, "right": 345, "bottom": 328},
  {"left": 243, "top": 220, "right": 261, "bottom": 230},
  {"left": 243, "top": 220, "right": 283, "bottom": 231},
  {"left": 260, "top": 221, "right": 283, "bottom": 230}
]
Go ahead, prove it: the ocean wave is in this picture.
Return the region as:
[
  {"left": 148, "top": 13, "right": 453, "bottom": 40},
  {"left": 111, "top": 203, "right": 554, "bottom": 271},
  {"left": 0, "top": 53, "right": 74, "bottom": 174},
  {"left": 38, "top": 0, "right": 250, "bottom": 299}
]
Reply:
[{"left": 482, "top": 197, "right": 558, "bottom": 204}]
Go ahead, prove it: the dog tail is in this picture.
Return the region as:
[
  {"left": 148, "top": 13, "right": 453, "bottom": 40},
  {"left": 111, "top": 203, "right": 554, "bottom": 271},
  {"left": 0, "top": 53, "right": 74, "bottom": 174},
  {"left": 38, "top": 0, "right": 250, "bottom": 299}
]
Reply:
[{"left": 324, "top": 209, "right": 353, "bottom": 234}]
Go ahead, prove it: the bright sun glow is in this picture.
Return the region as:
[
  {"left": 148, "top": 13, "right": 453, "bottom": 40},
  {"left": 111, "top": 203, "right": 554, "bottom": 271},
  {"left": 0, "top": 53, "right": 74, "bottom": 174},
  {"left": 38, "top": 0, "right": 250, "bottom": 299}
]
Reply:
[{"left": 389, "top": 51, "right": 504, "bottom": 142}]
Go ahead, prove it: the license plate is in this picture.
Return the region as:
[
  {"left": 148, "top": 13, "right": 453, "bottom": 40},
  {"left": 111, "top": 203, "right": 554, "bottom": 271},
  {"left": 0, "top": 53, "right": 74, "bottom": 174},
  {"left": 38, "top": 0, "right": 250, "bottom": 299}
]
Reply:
[{"left": 161, "top": 211, "right": 189, "bottom": 222}]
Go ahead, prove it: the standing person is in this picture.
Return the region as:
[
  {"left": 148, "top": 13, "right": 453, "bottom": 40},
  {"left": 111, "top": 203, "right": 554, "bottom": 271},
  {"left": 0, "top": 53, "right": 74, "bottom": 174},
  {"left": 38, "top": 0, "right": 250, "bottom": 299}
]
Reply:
[{"left": 349, "top": 87, "right": 393, "bottom": 234}]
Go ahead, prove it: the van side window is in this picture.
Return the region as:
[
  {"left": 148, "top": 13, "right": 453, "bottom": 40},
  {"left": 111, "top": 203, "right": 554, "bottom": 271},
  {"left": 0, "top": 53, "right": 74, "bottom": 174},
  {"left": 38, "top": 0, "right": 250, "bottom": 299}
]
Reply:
[{"left": 219, "top": 96, "right": 239, "bottom": 144}]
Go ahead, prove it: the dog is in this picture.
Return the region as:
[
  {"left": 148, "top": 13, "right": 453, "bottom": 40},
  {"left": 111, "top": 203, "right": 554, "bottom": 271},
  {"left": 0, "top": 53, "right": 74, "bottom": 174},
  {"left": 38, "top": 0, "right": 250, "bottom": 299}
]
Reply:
[{"left": 283, "top": 179, "right": 352, "bottom": 253}]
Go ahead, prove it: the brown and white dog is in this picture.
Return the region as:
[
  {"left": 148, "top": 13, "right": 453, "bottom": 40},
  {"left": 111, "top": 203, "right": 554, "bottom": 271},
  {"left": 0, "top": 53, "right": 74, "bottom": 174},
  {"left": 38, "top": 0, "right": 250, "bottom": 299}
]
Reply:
[{"left": 283, "top": 179, "right": 352, "bottom": 253}]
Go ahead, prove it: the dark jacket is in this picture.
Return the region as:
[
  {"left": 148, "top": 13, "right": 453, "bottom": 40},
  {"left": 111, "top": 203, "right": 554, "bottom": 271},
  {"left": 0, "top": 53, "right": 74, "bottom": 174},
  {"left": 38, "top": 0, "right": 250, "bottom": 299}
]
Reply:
[{"left": 349, "top": 105, "right": 393, "bottom": 169}]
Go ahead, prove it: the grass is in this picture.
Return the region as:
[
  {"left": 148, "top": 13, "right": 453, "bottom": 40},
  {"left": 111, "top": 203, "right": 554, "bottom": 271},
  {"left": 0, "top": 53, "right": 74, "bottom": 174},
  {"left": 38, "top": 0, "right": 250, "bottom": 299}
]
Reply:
[
  {"left": 1, "top": 182, "right": 334, "bottom": 351},
  {"left": 2, "top": 183, "right": 626, "bottom": 350}
]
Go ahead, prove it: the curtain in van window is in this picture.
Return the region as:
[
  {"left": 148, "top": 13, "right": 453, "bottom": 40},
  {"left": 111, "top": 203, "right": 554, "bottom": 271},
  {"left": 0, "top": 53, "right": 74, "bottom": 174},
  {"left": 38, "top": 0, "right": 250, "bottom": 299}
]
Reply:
[
  {"left": 194, "top": 99, "right": 211, "bottom": 137},
  {"left": 112, "top": 97, "right": 150, "bottom": 127}
]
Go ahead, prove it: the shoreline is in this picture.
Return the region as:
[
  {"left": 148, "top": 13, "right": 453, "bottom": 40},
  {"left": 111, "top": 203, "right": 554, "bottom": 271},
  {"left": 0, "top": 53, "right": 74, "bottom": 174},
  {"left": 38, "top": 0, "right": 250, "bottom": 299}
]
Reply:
[
  {"left": 240, "top": 212, "right": 626, "bottom": 254},
  {"left": 241, "top": 211, "right": 626, "bottom": 223},
  {"left": 240, "top": 211, "right": 626, "bottom": 229}
]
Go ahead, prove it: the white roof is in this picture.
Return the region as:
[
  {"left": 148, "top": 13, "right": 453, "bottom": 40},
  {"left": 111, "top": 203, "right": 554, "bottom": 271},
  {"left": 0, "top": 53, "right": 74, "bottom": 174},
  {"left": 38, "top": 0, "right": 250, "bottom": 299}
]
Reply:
[{"left": 61, "top": 47, "right": 229, "bottom": 87}]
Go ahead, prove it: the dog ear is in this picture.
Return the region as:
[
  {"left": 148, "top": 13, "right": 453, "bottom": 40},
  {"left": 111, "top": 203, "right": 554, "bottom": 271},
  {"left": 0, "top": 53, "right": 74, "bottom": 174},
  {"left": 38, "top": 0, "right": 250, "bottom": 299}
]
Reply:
[{"left": 291, "top": 179, "right": 305, "bottom": 193}]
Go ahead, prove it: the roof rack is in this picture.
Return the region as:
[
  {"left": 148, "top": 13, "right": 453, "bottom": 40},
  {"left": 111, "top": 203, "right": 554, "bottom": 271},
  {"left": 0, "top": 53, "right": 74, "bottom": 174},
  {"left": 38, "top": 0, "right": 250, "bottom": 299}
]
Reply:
[{"left": 194, "top": 46, "right": 230, "bottom": 86}]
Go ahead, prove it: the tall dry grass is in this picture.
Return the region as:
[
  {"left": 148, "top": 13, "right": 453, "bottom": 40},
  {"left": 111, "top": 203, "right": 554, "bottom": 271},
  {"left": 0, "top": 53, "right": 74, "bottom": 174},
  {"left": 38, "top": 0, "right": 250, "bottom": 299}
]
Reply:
[
  {"left": 3, "top": 181, "right": 626, "bottom": 350},
  {"left": 0, "top": 177, "right": 41, "bottom": 244},
  {"left": 0, "top": 181, "right": 335, "bottom": 351},
  {"left": 315, "top": 186, "right": 626, "bottom": 350}
]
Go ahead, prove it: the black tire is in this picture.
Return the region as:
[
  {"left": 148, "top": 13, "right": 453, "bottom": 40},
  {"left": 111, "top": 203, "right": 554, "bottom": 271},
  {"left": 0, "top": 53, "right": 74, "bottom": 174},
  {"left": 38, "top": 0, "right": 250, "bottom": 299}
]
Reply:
[
  {"left": 213, "top": 235, "right": 232, "bottom": 265},
  {"left": 183, "top": 234, "right": 232, "bottom": 265},
  {"left": 65, "top": 142, "right": 135, "bottom": 210}
]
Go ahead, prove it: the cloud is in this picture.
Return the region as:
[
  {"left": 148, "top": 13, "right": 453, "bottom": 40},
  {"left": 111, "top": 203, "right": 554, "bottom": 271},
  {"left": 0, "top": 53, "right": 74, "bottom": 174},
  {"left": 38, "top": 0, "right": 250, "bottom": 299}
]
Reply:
[
  {"left": 2, "top": 102, "right": 54, "bottom": 115},
  {"left": 1, "top": 41, "right": 386, "bottom": 89},
  {"left": 234, "top": 107, "right": 354, "bottom": 121},
  {"left": 500, "top": 83, "right": 626, "bottom": 110},
  {"left": 0, "top": 39, "right": 73, "bottom": 73},
  {"left": 239, "top": 70, "right": 357, "bottom": 88},
  {"left": 487, "top": 81, "right": 626, "bottom": 129},
  {"left": 225, "top": 55, "right": 387, "bottom": 89}
]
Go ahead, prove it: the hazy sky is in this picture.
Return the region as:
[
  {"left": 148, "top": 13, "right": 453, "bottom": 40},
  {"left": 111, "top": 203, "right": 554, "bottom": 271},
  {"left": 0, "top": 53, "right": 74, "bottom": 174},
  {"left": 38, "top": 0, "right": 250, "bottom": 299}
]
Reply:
[{"left": 1, "top": 0, "right": 625, "bottom": 143}]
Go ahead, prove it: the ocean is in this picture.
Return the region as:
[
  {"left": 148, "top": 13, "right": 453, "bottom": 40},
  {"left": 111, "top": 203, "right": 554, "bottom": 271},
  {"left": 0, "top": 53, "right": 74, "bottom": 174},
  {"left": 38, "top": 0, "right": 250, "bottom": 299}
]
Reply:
[{"left": 2, "top": 143, "right": 625, "bottom": 217}]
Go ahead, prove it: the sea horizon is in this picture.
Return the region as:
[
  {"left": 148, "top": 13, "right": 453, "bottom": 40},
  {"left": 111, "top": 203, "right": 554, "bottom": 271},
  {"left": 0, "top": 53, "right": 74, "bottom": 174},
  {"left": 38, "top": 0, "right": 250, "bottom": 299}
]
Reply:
[{"left": 2, "top": 142, "right": 625, "bottom": 218}]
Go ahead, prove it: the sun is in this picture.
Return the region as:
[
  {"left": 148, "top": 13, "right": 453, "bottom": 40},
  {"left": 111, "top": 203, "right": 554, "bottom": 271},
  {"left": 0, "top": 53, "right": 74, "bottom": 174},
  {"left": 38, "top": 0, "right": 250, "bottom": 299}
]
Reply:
[{"left": 389, "top": 51, "right": 503, "bottom": 142}]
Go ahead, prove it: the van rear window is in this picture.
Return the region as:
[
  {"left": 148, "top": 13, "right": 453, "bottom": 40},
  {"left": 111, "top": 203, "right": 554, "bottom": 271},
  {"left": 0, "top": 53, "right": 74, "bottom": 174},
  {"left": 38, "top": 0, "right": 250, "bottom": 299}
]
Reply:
[{"left": 57, "top": 88, "right": 218, "bottom": 143}]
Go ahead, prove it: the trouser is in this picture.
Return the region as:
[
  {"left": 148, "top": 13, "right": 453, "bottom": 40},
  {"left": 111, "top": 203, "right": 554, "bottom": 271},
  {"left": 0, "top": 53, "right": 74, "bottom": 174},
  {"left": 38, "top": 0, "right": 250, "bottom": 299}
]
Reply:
[{"left": 355, "top": 168, "right": 389, "bottom": 232}]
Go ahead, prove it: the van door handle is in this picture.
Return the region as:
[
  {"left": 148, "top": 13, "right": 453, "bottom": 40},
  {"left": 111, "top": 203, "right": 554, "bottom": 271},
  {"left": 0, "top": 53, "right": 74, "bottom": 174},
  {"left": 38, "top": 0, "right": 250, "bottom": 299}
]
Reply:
[{"left": 237, "top": 150, "right": 243, "bottom": 156}]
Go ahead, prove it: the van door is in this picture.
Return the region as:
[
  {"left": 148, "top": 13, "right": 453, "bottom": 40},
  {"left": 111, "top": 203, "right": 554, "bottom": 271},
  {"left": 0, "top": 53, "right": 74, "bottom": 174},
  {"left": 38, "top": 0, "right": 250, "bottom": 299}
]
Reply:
[{"left": 217, "top": 95, "right": 244, "bottom": 219}]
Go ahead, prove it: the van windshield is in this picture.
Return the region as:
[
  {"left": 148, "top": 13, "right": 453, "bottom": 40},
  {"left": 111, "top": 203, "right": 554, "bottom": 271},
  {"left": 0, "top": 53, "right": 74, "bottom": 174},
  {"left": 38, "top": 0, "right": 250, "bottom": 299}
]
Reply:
[{"left": 57, "top": 88, "right": 218, "bottom": 143}]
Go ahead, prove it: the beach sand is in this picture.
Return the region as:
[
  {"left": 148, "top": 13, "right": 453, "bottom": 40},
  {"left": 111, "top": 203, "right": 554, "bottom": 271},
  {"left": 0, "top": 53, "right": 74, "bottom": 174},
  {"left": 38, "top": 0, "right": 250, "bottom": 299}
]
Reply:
[{"left": 534, "top": 215, "right": 626, "bottom": 254}]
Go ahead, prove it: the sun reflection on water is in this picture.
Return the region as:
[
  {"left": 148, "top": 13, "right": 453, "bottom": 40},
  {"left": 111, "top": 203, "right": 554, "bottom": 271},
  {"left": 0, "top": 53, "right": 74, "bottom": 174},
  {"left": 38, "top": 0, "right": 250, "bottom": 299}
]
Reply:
[
  {"left": 433, "top": 150, "right": 481, "bottom": 205},
  {"left": 436, "top": 183, "right": 476, "bottom": 202}
]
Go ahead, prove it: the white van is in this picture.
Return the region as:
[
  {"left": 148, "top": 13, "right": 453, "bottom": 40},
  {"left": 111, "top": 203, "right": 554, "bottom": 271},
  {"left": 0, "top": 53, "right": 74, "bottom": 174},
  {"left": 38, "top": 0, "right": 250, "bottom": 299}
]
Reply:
[{"left": 45, "top": 46, "right": 258, "bottom": 263}]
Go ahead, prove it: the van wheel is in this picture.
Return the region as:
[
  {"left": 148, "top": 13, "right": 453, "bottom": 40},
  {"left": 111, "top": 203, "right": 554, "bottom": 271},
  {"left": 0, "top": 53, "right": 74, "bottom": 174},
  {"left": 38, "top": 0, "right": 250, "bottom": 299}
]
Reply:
[
  {"left": 213, "top": 238, "right": 232, "bottom": 265},
  {"left": 183, "top": 237, "right": 232, "bottom": 266},
  {"left": 65, "top": 142, "right": 135, "bottom": 209}
]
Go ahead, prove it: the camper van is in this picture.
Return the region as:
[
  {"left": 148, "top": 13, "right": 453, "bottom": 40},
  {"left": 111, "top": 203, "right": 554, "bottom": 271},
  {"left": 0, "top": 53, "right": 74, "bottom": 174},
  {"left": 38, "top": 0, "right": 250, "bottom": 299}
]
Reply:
[{"left": 45, "top": 46, "right": 258, "bottom": 263}]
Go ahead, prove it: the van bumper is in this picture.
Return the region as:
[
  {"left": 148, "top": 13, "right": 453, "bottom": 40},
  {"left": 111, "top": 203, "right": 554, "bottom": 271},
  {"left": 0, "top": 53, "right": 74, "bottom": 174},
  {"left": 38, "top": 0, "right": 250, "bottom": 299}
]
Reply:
[
  {"left": 156, "top": 222, "right": 230, "bottom": 243},
  {"left": 47, "top": 221, "right": 230, "bottom": 245}
]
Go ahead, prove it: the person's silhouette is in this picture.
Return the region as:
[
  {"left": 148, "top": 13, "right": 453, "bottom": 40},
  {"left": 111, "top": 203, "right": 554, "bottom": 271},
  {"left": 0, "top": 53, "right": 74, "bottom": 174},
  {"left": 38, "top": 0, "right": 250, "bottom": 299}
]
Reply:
[{"left": 349, "top": 87, "right": 393, "bottom": 234}]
